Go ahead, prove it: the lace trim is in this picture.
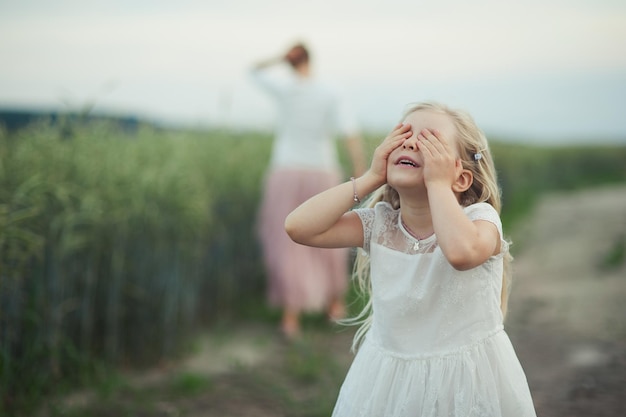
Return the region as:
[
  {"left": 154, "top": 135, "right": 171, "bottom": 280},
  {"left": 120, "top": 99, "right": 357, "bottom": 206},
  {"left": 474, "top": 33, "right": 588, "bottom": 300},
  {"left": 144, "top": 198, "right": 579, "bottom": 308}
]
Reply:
[
  {"left": 353, "top": 208, "right": 374, "bottom": 253},
  {"left": 354, "top": 202, "right": 509, "bottom": 257}
]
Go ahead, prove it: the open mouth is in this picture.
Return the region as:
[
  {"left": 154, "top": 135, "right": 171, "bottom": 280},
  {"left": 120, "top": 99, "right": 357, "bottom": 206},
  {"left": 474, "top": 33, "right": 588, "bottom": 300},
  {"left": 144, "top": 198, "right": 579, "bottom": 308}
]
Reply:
[{"left": 397, "top": 157, "right": 419, "bottom": 167}]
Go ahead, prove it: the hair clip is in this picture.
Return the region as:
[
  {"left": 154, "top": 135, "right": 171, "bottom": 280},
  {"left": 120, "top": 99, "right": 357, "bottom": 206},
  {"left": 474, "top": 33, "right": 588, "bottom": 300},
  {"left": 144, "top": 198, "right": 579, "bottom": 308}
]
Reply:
[{"left": 474, "top": 149, "right": 486, "bottom": 162}]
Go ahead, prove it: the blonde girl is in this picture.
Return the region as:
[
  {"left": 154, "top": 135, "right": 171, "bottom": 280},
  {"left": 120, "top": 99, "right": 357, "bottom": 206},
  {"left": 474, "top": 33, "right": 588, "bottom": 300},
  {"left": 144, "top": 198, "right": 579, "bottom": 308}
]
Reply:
[{"left": 285, "top": 102, "right": 536, "bottom": 416}]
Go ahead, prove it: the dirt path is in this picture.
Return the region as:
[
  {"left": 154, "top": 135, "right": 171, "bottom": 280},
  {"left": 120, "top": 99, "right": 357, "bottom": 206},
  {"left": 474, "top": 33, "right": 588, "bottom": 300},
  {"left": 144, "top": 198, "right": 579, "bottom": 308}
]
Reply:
[
  {"left": 55, "top": 185, "right": 626, "bottom": 417},
  {"left": 504, "top": 185, "right": 626, "bottom": 416}
]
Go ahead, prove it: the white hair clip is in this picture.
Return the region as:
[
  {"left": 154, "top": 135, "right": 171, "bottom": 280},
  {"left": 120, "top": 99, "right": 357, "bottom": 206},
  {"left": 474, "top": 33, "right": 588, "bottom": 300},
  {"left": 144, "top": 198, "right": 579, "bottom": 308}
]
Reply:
[{"left": 474, "top": 149, "right": 486, "bottom": 162}]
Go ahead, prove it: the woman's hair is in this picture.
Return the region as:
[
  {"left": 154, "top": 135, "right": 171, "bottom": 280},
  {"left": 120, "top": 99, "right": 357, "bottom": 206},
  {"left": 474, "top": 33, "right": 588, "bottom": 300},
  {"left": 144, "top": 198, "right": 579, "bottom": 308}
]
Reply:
[
  {"left": 285, "top": 43, "right": 310, "bottom": 68},
  {"left": 345, "top": 102, "right": 513, "bottom": 351}
]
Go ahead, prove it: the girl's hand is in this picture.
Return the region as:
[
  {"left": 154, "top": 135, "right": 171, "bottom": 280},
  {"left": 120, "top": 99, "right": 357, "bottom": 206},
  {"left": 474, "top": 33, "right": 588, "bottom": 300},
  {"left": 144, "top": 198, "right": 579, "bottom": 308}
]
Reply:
[
  {"left": 366, "top": 123, "right": 413, "bottom": 186},
  {"left": 417, "top": 128, "right": 461, "bottom": 189}
]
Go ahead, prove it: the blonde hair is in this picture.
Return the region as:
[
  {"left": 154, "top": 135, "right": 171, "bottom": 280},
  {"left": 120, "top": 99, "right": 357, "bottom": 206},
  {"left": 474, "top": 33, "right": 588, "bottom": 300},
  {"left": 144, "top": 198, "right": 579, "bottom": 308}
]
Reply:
[{"left": 346, "top": 102, "right": 513, "bottom": 351}]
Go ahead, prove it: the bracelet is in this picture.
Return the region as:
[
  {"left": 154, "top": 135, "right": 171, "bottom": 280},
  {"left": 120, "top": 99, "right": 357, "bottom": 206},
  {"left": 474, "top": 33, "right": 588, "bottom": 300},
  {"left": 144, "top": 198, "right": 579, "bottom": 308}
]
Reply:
[{"left": 350, "top": 177, "right": 360, "bottom": 203}]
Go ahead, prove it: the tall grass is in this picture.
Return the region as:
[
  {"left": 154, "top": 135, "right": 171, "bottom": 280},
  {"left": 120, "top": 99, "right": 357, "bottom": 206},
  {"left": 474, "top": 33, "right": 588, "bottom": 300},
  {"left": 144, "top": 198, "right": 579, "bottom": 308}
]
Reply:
[
  {"left": 0, "top": 121, "right": 270, "bottom": 414},
  {"left": 0, "top": 121, "right": 625, "bottom": 415}
]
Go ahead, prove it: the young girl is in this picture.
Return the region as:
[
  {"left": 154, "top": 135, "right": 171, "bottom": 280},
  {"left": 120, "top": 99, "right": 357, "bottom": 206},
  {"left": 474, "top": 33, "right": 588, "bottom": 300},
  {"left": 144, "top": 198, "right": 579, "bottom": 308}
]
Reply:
[{"left": 285, "top": 102, "right": 536, "bottom": 416}]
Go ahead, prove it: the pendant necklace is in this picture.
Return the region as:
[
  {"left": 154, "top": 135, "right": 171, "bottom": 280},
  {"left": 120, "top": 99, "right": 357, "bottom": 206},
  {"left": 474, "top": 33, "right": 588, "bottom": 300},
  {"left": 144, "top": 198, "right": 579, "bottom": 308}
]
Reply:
[{"left": 401, "top": 219, "right": 435, "bottom": 251}]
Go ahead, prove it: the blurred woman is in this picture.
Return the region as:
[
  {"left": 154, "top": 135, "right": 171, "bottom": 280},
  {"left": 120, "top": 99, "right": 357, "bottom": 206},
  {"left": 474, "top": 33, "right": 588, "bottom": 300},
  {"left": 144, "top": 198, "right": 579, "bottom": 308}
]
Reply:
[{"left": 251, "top": 42, "right": 366, "bottom": 339}]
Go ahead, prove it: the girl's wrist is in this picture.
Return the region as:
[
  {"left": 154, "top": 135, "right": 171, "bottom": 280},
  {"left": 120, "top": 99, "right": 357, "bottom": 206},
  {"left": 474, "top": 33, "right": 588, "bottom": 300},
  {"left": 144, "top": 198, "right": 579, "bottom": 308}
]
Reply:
[
  {"left": 425, "top": 179, "right": 454, "bottom": 191},
  {"left": 353, "top": 172, "right": 384, "bottom": 201},
  {"left": 425, "top": 181, "right": 458, "bottom": 203}
]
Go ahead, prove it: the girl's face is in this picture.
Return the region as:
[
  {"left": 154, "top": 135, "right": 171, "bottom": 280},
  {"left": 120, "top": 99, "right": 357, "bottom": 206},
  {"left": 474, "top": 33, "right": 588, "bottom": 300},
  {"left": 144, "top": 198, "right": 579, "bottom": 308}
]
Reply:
[{"left": 387, "top": 110, "right": 459, "bottom": 189}]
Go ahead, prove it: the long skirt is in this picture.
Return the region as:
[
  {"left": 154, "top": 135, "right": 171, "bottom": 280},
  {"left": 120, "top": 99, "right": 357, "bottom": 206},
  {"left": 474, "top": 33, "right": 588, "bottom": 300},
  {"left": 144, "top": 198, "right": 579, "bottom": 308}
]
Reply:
[{"left": 258, "top": 168, "right": 349, "bottom": 312}]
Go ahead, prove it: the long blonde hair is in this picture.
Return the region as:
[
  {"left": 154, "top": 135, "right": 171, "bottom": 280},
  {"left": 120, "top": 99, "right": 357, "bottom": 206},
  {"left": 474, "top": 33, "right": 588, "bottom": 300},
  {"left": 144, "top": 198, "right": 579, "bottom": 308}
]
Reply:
[{"left": 346, "top": 102, "right": 513, "bottom": 351}]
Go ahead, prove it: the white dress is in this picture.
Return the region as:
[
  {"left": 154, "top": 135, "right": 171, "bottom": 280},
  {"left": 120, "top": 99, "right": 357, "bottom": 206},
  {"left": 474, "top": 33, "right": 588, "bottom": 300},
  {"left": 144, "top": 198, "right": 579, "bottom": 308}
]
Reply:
[{"left": 332, "top": 202, "right": 536, "bottom": 417}]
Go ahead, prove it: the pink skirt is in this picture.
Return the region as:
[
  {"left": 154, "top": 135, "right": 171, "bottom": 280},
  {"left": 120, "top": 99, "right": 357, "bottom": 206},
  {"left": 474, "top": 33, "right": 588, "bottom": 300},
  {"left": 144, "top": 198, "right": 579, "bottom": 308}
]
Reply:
[{"left": 258, "top": 168, "right": 349, "bottom": 312}]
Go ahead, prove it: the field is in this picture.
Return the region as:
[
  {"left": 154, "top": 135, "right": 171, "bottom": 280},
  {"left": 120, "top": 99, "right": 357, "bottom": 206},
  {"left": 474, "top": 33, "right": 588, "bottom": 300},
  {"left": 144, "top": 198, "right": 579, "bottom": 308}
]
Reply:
[
  {"left": 32, "top": 185, "right": 626, "bottom": 417},
  {"left": 1, "top": 120, "right": 625, "bottom": 416}
]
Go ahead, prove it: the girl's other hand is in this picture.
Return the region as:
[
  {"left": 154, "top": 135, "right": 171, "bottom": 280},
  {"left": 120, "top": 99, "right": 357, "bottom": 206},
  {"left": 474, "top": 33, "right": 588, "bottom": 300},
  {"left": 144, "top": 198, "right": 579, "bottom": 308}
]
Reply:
[
  {"left": 417, "top": 128, "right": 460, "bottom": 188},
  {"left": 367, "top": 123, "right": 412, "bottom": 186}
]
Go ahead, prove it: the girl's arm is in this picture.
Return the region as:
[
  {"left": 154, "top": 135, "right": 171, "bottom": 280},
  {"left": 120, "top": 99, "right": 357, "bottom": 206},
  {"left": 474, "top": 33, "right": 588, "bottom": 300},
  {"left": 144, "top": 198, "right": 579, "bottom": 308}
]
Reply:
[
  {"left": 284, "top": 177, "right": 373, "bottom": 248},
  {"left": 428, "top": 184, "right": 500, "bottom": 270},
  {"left": 285, "top": 123, "right": 412, "bottom": 249},
  {"left": 417, "top": 129, "right": 500, "bottom": 270}
]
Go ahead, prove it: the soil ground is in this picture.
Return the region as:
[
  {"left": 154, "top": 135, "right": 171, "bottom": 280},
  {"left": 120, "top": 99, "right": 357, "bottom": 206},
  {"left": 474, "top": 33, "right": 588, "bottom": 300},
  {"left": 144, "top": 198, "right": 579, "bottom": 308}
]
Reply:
[
  {"left": 49, "top": 185, "right": 626, "bottom": 417},
  {"left": 503, "top": 185, "right": 626, "bottom": 416}
]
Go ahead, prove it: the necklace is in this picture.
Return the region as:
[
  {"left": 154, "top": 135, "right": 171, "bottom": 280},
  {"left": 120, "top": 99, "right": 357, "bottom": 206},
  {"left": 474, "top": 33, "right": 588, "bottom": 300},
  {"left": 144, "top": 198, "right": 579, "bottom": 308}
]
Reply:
[{"left": 401, "top": 219, "right": 435, "bottom": 251}]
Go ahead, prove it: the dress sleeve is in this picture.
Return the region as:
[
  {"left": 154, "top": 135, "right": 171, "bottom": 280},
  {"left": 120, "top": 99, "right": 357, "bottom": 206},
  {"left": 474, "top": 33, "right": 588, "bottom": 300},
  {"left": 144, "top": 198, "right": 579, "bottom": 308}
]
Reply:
[
  {"left": 465, "top": 202, "right": 510, "bottom": 256},
  {"left": 353, "top": 207, "right": 375, "bottom": 253}
]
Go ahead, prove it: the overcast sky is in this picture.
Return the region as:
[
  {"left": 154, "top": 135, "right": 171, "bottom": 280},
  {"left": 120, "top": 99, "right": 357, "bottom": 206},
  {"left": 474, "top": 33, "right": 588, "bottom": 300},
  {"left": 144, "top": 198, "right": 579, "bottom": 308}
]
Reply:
[{"left": 2, "top": 0, "right": 625, "bottom": 143}]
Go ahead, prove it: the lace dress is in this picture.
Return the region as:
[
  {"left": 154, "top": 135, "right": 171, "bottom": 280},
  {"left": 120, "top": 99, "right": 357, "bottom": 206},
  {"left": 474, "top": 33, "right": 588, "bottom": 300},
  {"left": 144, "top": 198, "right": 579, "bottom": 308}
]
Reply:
[{"left": 332, "top": 202, "right": 536, "bottom": 417}]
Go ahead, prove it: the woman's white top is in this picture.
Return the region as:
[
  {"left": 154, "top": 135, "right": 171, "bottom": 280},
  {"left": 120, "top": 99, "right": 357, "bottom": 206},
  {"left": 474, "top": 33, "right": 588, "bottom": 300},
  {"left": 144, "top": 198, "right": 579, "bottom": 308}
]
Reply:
[
  {"left": 331, "top": 201, "right": 536, "bottom": 417},
  {"left": 250, "top": 68, "right": 358, "bottom": 171}
]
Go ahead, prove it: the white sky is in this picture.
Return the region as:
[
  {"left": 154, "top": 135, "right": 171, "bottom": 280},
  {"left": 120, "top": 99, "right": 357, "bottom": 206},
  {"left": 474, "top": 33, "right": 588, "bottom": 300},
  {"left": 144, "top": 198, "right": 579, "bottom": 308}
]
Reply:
[{"left": 1, "top": 0, "right": 626, "bottom": 142}]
